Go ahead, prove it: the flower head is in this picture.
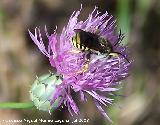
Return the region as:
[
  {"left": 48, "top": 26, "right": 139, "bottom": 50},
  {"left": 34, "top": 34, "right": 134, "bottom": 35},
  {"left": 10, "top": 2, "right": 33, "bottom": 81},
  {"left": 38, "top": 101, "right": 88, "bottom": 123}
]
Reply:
[{"left": 29, "top": 6, "right": 131, "bottom": 122}]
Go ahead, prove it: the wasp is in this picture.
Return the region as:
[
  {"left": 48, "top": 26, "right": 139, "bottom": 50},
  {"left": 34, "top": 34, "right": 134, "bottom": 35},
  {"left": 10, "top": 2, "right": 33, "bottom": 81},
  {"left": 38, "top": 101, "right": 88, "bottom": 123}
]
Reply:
[
  {"left": 72, "top": 29, "right": 111, "bottom": 53},
  {"left": 71, "top": 29, "right": 129, "bottom": 73}
]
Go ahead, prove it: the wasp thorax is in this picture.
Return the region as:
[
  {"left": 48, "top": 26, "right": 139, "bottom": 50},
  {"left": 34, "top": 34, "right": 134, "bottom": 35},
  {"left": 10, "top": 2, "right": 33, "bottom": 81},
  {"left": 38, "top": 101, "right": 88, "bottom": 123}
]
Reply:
[{"left": 98, "top": 37, "right": 113, "bottom": 54}]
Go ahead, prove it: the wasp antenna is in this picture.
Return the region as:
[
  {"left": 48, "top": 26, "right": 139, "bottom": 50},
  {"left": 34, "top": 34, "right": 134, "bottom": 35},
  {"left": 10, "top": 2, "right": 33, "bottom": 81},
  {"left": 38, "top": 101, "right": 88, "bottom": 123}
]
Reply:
[
  {"left": 113, "top": 29, "right": 124, "bottom": 47},
  {"left": 114, "top": 52, "right": 130, "bottom": 63},
  {"left": 119, "top": 29, "right": 125, "bottom": 41}
]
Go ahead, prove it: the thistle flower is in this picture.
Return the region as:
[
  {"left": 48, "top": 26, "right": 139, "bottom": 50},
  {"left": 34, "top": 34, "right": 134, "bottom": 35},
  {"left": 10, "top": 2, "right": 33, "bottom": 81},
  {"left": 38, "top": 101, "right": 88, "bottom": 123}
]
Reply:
[{"left": 29, "top": 6, "right": 131, "bottom": 122}]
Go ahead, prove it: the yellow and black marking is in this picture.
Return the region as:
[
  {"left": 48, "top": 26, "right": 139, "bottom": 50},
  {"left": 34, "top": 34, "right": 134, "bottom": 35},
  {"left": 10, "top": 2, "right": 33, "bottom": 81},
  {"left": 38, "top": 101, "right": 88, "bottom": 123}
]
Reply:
[
  {"left": 71, "top": 29, "right": 114, "bottom": 54},
  {"left": 70, "top": 29, "right": 129, "bottom": 74},
  {"left": 71, "top": 29, "right": 129, "bottom": 62},
  {"left": 72, "top": 32, "right": 89, "bottom": 51}
]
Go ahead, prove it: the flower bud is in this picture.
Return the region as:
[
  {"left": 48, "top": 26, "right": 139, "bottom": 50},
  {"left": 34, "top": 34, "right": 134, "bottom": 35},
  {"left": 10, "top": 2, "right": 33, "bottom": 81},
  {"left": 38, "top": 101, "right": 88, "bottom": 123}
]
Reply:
[{"left": 30, "top": 73, "right": 62, "bottom": 112}]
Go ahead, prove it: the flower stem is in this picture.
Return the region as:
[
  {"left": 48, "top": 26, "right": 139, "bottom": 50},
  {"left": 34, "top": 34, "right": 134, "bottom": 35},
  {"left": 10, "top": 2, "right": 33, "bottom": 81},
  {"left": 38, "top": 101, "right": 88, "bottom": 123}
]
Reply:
[{"left": 0, "top": 102, "right": 34, "bottom": 109}]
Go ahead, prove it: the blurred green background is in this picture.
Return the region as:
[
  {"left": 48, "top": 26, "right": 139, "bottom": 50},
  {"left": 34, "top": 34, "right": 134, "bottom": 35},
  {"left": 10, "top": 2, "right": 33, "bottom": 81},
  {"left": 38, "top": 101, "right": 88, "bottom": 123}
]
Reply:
[{"left": 0, "top": 0, "right": 160, "bottom": 125}]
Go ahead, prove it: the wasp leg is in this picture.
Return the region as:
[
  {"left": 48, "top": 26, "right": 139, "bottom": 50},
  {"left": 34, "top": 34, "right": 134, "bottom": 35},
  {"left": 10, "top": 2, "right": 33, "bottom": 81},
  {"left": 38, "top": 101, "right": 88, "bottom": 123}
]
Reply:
[
  {"left": 77, "top": 63, "right": 89, "bottom": 74},
  {"left": 76, "top": 51, "right": 91, "bottom": 74},
  {"left": 86, "top": 51, "right": 91, "bottom": 60},
  {"left": 68, "top": 49, "right": 81, "bottom": 54},
  {"left": 83, "top": 51, "right": 91, "bottom": 72},
  {"left": 74, "top": 62, "right": 89, "bottom": 74},
  {"left": 109, "top": 53, "right": 121, "bottom": 69}
]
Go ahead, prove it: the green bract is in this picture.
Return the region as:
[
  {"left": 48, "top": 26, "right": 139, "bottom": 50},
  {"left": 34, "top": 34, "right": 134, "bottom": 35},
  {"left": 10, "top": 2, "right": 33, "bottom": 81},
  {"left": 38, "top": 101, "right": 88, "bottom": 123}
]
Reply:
[{"left": 30, "top": 73, "right": 62, "bottom": 112}]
